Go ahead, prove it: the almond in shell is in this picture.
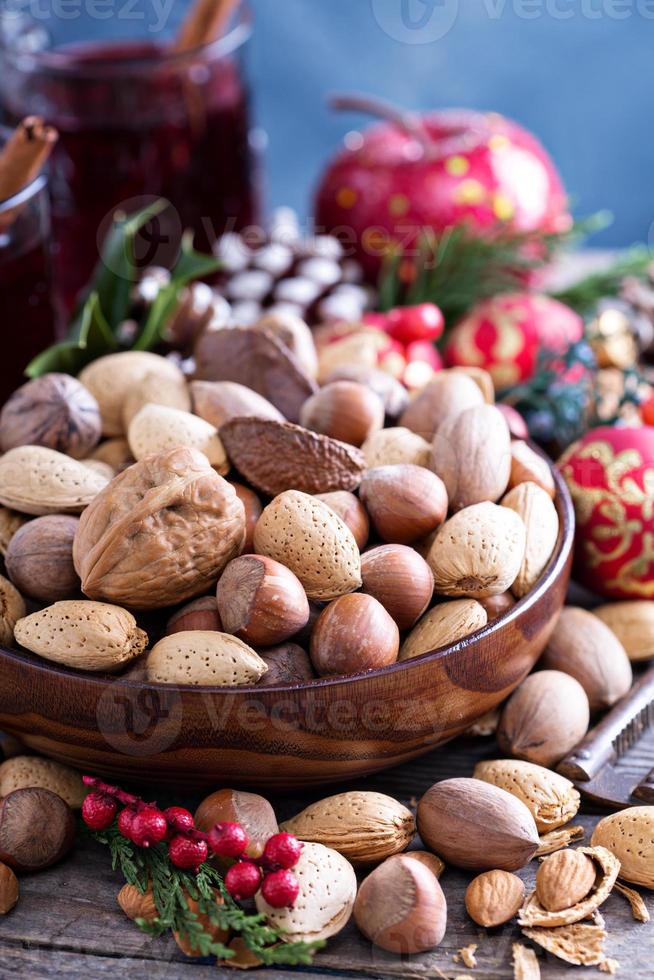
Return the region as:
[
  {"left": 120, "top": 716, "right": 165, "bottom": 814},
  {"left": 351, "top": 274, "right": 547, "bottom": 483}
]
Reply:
[
  {"left": 361, "top": 426, "right": 431, "bottom": 469},
  {"left": 280, "top": 791, "right": 415, "bottom": 866},
  {"left": 400, "top": 600, "right": 487, "bottom": 660},
  {"left": 0, "top": 756, "right": 86, "bottom": 809},
  {"left": 0, "top": 446, "right": 109, "bottom": 515},
  {"left": 122, "top": 370, "right": 191, "bottom": 428},
  {"left": 430, "top": 403, "right": 511, "bottom": 510},
  {"left": 127, "top": 404, "right": 228, "bottom": 472},
  {"left": 509, "top": 440, "right": 556, "bottom": 498},
  {"left": 473, "top": 759, "right": 580, "bottom": 833},
  {"left": 14, "top": 600, "right": 148, "bottom": 672},
  {"left": 399, "top": 370, "right": 484, "bottom": 438},
  {"left": 427, "top": 502, "right": 526, "bottom": 598},
  {"left": 502, "top": 481, "right": 560, "bottom": 597},
  {"left": 593, "top": 600, "right": 654, "bottom": 662},
  {"left": 535, "top": 848, "right": 597, "bottom": 912},
  {"left": 465, "top": 869, "right": 525, "bottom": 927},
  {"left": 255, "top": 840, "right": 357, "bottom": 943},
  {"left": 590, "top": 806, "right": 654, "bottom": 888},
  {"left": 146, "top": 631, "right": 267, "bottom": 687},
  {"left": 0, "top": 575, "right": 26, "bottom": 647},
  {"left": 219, "top": 418, "right": 365, "bottom": 496},
  {"left": 519, "top": 846, "right": 619, "bottom": 927},
  {"left": 253, "top": 490, "right": 361, "bottom": 601}
]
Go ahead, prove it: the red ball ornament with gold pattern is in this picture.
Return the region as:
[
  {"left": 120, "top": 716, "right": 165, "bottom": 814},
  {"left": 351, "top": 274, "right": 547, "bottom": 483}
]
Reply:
[
  {"left": 559, "top": 425, "right": 654, "bottom": 599},
  {"left": 315, "top": 102, "right": 570, "bottom": 279},
  {"left": 443, "top": 292, "right": 584, "bottom": 389}
]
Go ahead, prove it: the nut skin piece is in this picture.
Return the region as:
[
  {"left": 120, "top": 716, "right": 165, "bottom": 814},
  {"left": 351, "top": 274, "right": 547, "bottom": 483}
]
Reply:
[
  {"left": 166, "top": 596, "right": 222, "bottom": 635},
  {"left": 0, "top": 862, "right": 19, "bottom": 915},
  {"left": 300, "top": 381, "right": 384, "bottom": 447},
  {"left": 310, "top": 594, "right": 400, "bottom": 677},
  {"left": 0, "top": 575, "right": 26, "bottom": 648},
  {"left": 216, "top": 555, "right": 310, "bottom": 647},
  {"left": 0, "top": 373, "right": 102, "bottom": 459},
  {"left": 360, "top": 544, "right": 434, "bottom": 630},
  {"left": 465, "top": 870, "right": 525, "bottom": 927},
  {"left": 230, "top": 483, "right": 262, "bottom": 554},
  {"left": 315, "top": 491, "right": 369, "bottom": 550},
  {"left": 195, "top": 789, "right": 278, "bottom": 860},
  {"left": 417, "top": 777, "right": 540, "bottom": 872},
  {"left": 498, "top": 670, "right": 590, "bottom": 768},
  {"left": 354, "top": 854, "right": 447, "bottom": 954},
  {"left": 0, "top": 787, "right": 76, "bottom": 872},
  {"left": 258, "top": 643, "right": 315, "bottom": 685},
  {"left": 359, "top": 465, "right": 448, "bottom": 544},
  {"left": 117, "top": 883, "right": 158, "bottom": 924},
  {"left": 5, "top": 515, "right": 80, "bottom": 603},
  {"left": 535, "top": 849, "right": 597, "bottom": 912}
]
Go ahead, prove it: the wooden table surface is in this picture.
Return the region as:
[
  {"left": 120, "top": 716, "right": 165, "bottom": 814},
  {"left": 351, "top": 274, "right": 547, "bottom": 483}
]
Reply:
[{"left": 0, "top": 724, "right": 651, "bottom": 980}]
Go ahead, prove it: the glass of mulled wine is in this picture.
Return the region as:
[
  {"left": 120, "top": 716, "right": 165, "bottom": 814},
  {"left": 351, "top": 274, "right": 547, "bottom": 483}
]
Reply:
[
  {"left": 0, "top": 6, "right": 257, "bottom": 312},
  {"left": 0, "top": 161, "right": 58, "bottom": 403}
]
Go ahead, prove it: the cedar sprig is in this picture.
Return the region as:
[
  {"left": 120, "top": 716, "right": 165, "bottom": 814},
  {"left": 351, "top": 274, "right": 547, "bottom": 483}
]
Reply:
[{"left": 91, "top": 823, "right": 324, "bottom": 965}]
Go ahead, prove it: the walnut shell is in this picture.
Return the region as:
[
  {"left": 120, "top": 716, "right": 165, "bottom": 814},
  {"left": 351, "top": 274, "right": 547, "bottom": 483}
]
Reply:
[
  {"left": 6, "top": 515, "right": 80, "bottom": 602},
  {"left": 73, "top": 447, "right": 245, "bottom": 609},
  {"left": 0, "top": 374, "right": 101, "bottom": 459}
]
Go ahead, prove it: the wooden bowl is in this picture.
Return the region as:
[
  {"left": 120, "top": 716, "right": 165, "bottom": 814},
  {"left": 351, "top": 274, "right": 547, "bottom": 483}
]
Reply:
[{"left": 0, "top": 463, "right": 574, "bottom": 790}]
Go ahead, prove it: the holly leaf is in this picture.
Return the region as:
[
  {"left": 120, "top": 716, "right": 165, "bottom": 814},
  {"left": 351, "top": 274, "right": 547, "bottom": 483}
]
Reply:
[{"left": 25, "top": 293, "right": 118, "bottom": 378}]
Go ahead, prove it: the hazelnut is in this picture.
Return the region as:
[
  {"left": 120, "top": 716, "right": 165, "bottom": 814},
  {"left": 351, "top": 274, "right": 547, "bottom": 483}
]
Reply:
[
  {"left": 5, "top": 515, "right": 80, "bottom": 602},
  {"left": 217, "top": 555, "right": 310, "bottom": 647},
  {"left": 324, "top": 364, "right": 409, "bottom": 419},
  {"left": 361, "top": 544, "right": 434, "bottom": 630},
  {"left": 0, "top": 862, "right": 19, "bottom": 915},
  {"left": 166, "top": 596, "right": 222, "bottom": 635},
  {"left": 258, "top": 643, "right": 315, "bottom": 685},
  {"left": 0, "top": 373, "right": 101, "bottom": 459},
  {"left": 354, "top": 854, "right": 447, "bottom": 953},
  {"left": 0, "top": 787, "right": 75, "bottom": 872},
  {"left": 315, "top": 490, "right": 370, "bottom": 549},
  {"left": 195, "top": 789, "right": 278, "bottom": 860},
  {"left": 230, "top": 482, "right": 262, "bottom": 553},
  {"left": 359, "top": 465, "right": 448, "bottom": 544},
  {"left": 300, "top": 381, "right": 384, "bottom": 447},
  {"left": 117, "top": 883, "right": 158, "bottom": 923},
  {"left": 478, "top": 591, "right": 516, "bottom": 621},
  {"left": 310, "top": 593, "right": 399, "bottom": 676}
]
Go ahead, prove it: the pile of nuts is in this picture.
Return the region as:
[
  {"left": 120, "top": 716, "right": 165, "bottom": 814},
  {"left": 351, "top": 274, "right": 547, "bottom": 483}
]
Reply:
[{"left": 0, "top": 310, "right": 563, "bottom": 686}]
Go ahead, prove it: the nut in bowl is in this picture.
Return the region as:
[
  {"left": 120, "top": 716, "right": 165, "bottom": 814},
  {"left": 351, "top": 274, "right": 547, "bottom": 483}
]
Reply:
[{"left": 0, "top": 356, "right": 574, "bottom": 788}]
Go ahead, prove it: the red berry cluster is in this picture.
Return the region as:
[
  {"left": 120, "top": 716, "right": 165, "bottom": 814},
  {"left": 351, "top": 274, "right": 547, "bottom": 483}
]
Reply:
[
  {"left": 363, "top": 303, "right": 444, "bottom": 389},
  {"left": 81, "top": 777, "right": 302, "bottom": 909}
]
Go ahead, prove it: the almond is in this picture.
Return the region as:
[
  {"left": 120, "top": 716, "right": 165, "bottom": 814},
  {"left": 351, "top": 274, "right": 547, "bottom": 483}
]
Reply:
[
  {"left": 540, "top": 607, "right": 632, "bottom": 711},
  {"left": 190, "top": 380, "right": 285, "bottom": 428},
  {"left": 498, "top": 670, "right": 590, "bottom": 767},
  {"left": 219, "top": 418, "right": 365, "bottom": 496},
  {"left": 431, "top": 403, "right": 511, "bottom": 510},
  {"left": 519, "top": 846, "right": 619, "bottom": 927},
  {"left": 0, "top": 575, "right": 26, "bottom": 647},
  {"left": 79, "top": 351, "right": 185, "bottom": 436},
  {"left": 509, "top": 440, "right": 556, "bottom": 498},
  {"left": 417, "top": 777, "right": 540, "bottom": 871},
  {"left": 193, "top": 326, "right": 317, "bottom": 423},
  {"left": 14, "top": 600, "right": 148, "bottom": 672},
  {"left": 536, "top": 849, "right": 597, "bottom": 912},
  {"left": 0, "top": 508, "right": 27, "bottom": 556},
  {"left": 473, "top": 759, "right": 580, "bottom": 833},
  {"left": 0, "top": 756, "right": 86, "bottom": 809},
  {"left": 593, "top": 601, "right": 654, "bottom": 662},
  {"left": 281, "top": 791, "right": 415, "bottom": 866},
  {"left": 400, "top": 600, "right": 487, "bottom": 660},
  {"left": 0, "top": 446, "right": 109, "bottom": 515},
  {"left": 400, "top": 370, "right": 484, "bottom": 438},
  {"left": 127, "top": 404, "right": 228, "bottom": 472},
  {"left": 146, "top": 631, "right": 267, "bottom": 687},
  {"left": 253, "top": 490, "right": 362, "bottom": 601},
  {"left": 591, "top": 807, "right": 654, "bottom": 889},
  {"left": 122, "top": 370, "right": 191, "bottom": 428},
  {"left": 255, "top": 841, "right": 357, "bottom": 943},
  {"left": 361, "top": 426, "right": 431, "bottom": 469},
  {"left": 465, "top": 869, "right": 525, "bottom": 927},
  {"left": 502, "top": 482, "right": 560, "bottom": 597},
  {"left": 427, "top": 502, "right": 526, "bottom": 598}
]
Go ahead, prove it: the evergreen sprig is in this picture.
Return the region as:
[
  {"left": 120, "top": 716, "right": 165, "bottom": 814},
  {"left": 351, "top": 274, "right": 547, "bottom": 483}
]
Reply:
[{"left": 92, "top": 823, "right": 325, "bottom": 966}]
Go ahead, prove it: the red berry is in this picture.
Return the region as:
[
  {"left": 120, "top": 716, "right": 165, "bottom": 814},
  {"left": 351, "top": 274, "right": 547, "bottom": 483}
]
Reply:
[
  {"left": 129, "top": 807, "right": 168, "bottom": 848},
  {"left": 82, "top": 792, "right": 117, "bottom": 831},
  {"left": 385, "top": 303, "right": 444, "bottom": 345},
  {"left": 262, "top": 833, "right": 303, "bottom": 871},
  {"left": 165, "top": 806, "right": 195, "bottom": 834},
  {"left": 642, "top": 394, "right": 654, "bottom": 426},
  {"left": 168, "top": 835, "right": 209, "bottom": 871},
  {"left": 261, "top": 869, "right": 300, "bottom": 908},
  {"left": 117, "top": 807, "right": 137, "bottom": 839},
  {"left": 224, "top": 861, "right": 262, "bottom": 901},
  {"left": 207, "top": 821, "right": 249, "bottom": 859}
]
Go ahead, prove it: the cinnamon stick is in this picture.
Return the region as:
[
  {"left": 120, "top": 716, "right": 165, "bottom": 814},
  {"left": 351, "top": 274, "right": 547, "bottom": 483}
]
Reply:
[
  {"left": 0, "top": 117, "right": 58, "bottom": 204},
  {"left": 173, "top": 0, "right": 240, "bottom": 53}
]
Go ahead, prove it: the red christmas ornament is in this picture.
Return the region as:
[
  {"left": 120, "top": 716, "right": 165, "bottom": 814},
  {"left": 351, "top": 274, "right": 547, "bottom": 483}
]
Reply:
[
  {"left": 315, "top": 98, "right": 570, "bottom": 278},
  {"left": 444, "top": 292, "right": 583, "bottom": 388},
  {"left": 262, "top": 833, "right": 303, "bottom": 871},
  {"left": 81, "top": 792, "right": 117, "bottom": 831},
  {"left": 559, "top": 425, "right": 654, "bottom": 599},
  {"left": 168, "top": 834, "right": 209, "bottom": 871},
  {"left": 260, "top": 869, "right": 300, "bottom": 909},
  {"left": 164, "top": 806, "right": 195, "bottom": 834},
  {"left": 385, "top": 303, "right": 444, "bottom": 345},
  {"left": 130, "top": 807, "right": 169, "bottom": 848},
  {"left": 224, "top": 860, "right": 263, "bottom": 901},
  {"left": 207, "top": 822, "right": 249, "bottom": 859}
]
